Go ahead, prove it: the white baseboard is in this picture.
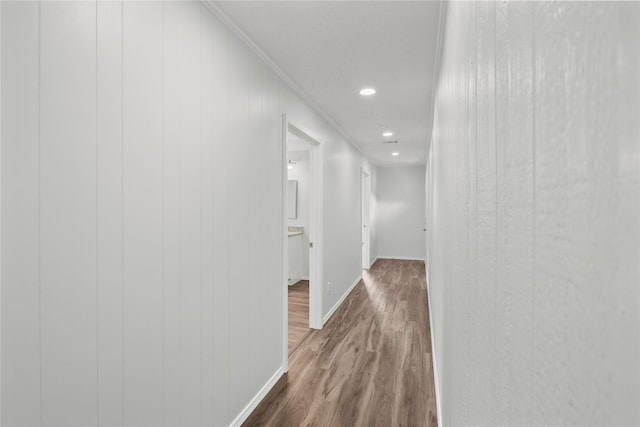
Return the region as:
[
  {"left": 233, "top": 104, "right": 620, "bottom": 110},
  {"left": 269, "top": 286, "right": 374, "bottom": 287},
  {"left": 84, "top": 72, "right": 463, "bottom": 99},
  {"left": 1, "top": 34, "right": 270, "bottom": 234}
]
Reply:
[
  {"left": 369, "top": 256, "right": 379, "bottom": 268},
  {"left": 322, "top": 274, "right": 362, "bottom": 325},
  {"left": 425, "top": 272, "right": 443, "bottom": 426},
  {"left": 377, "top": 255, "right": 426, "bottom": 262},
  {"left": 288, "top": 276, "right": 305, "bottom": 286},
  {"left": 229, "top": 366, "right": 285, "bottom": 427}
]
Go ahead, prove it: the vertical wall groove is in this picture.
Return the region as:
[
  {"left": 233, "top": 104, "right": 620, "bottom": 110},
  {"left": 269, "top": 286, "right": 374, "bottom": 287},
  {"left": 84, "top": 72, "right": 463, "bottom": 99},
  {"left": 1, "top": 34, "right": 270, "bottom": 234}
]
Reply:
[
  {"left": 120, "top": 2, "right": 125, "bottom": 423},
  {"left": 530, "top": 2, "right": 537, "bottom": 414},
  {"left": 160, "top": 0, "right": 165, "bottom": 423},
  {"left": 37, "top": 2, "right": 43, "bottom": 423},
  {"left": 198, "top": 5, "right": 203, "bottom": 424},
  {"left": 95, "top": 2, "right": 99, "bottom": 423}
]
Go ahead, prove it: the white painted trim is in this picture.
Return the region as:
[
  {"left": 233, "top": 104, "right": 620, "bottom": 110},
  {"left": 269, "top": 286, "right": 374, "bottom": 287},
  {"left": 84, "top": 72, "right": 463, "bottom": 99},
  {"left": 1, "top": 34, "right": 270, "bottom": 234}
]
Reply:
[
  {"left": 286, "top": 118, "right": 323, "bottom": 332},
  {"left": 281, "top": 115, "right": 289, "bottom": 373},
  {"left": 425, "top": 273, "right": 443, "bottom": 427},
  {"left": 282, "top": 115, "right": 325, "bottom": 374},
  {"left": 0, "top": 2, "right": 3, "bottom": 420},
  {"left": 370, "top": 256, "right": 380, "bottom": 268},
  {"left": 309, "top": 142, "right": 323, "bottom": 330},
  {"left": 377, "top": 256, "right": 426, "bottom": 262},
  {"left": 287, "top": 275, "right": 308, "bottom": 286},
  {"left": 200, "top": 0, "right": 375, "bottom": 166},
  {"left": 360, "top": 169, "right": 371, "bottom": 270},
  {"left": 228, "top": 366, "right": 285, "bottom": 427},
  {"left": 322, "top": 275, "right": 362, "bottom": 326}
]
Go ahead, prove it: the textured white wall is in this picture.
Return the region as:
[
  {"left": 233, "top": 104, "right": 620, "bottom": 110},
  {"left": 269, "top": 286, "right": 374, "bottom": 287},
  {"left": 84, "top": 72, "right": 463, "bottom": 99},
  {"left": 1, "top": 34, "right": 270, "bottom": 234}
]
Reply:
[
  {"left": 377, "top": 166, "right": 426, "bottom": 260},
  {"left": 426, "top": 1, "right": 640, "bottom": 425},
  {"left": 0, "top": 1, "right": 375, "bottom": 425}
]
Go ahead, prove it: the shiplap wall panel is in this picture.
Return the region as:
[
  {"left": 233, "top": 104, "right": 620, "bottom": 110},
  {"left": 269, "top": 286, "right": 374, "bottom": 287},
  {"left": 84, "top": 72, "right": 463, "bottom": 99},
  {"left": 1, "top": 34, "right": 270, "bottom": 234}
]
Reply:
[
  {"left": 199, "top": 5, "right": 215, "bottom": 425},
  {"left": 162, "top": 2, "right": 204, "bottom": 424},
  {"left": 162, "top": 1, "right": 182, "bottom": 424},
  {"left": 177, "top": 2, "right": 202, "bottom": 424},
  {"left": 262, "top": 70, "right": 284, "bottom": 380},
  {"left": 247, "top": 57, "right": 262, "bottom": 395},
  {"left": 1, "top": 2, "right": 378, "bottom": 425},
  {"left": 39, "top": 2, "right": 98, "bottom": 423},
  {"left": 263, "top": 73, "right": 286, "bottom": 382},
  {"left": 258, "top": 62, "right": 282, "bottom": 388},
  {"left": 210, "top": 15, "right": 231, "bottom": 427},
  {"left": 256, "top": 63, "right": 272, "bottom": 387},
  {"left": 96, "top": 1, "right": 124, "bottom": 424},
  {"left": 228, "top": 42, "right": 250, "bottom": 417},
  {"left": 253, "top": 62, "right": 267, "bottom": 388},
  {"left": 122, "top": 2, "right": 164, "bottom": 424},
  {"left": 427, "top": 1, "right": 640, "bottom": 425},
  {"left": 0, "top": 3, "right": 41, "bottom": 424}
]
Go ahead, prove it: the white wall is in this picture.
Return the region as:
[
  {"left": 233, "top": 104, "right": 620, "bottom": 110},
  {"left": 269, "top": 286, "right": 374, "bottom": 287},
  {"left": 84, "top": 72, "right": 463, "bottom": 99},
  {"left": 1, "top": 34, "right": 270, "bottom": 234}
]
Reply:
[
  {"left": 377, "top": 166, "right": 426, "bottom": 260},
  {"left": 287, "top": 150, "right": 310, "bottom": 279},
  {"left": 426, "top": 1, "right": 640, "bottom": 425},
  {"left": 0, "top": 1, "right": 375, "bottom": 426},
  {"left": 310, "top": 125, "right": 375, "bottom": 316}
]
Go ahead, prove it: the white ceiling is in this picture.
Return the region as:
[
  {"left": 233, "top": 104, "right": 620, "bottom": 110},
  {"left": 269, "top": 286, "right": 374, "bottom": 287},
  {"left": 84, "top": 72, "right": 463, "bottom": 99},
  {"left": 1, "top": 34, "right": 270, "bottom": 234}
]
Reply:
[{"left": 213, "top": 1, "right": 442, "bottom": 166}]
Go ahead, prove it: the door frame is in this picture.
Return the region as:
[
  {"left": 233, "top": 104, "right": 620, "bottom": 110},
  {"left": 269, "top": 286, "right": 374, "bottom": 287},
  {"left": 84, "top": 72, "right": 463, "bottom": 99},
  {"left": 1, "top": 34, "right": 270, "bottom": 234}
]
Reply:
[
  {"left": 361, "top": 169, "right": 371, "bottom": 269},
  {"left": 282, "top": 114, "right": 323, "bottom": 372}
]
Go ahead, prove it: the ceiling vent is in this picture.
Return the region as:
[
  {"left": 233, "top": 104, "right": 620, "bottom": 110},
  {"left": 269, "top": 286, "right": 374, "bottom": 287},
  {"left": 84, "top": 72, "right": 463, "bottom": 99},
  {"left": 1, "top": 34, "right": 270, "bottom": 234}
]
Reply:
[{"left": 382, "top": 140, "right": 399, "bottom": 144}]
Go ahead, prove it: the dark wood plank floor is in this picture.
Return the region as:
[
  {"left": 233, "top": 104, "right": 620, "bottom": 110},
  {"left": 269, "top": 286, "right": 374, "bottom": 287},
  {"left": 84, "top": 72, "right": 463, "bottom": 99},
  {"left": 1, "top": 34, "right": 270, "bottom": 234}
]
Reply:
[
  {"left": 245, "top": 259, "right": 437, "bottom": 427},
  {"left": 289, "top": 280, "right": 310, "bottom": 353}
]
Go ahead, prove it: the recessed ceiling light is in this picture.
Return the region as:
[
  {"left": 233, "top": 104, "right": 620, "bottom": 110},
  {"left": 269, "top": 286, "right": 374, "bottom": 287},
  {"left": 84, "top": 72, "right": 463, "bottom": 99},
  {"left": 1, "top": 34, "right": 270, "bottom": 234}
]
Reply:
[
  {"left": 391, "top": 152, "right": 399, "bottom": 156},
  {"left": 383, "top": 131, "right": 393, "bottom": 137},
  {"left": 359, "top": 88, "right": 376, "bottom": 96}
]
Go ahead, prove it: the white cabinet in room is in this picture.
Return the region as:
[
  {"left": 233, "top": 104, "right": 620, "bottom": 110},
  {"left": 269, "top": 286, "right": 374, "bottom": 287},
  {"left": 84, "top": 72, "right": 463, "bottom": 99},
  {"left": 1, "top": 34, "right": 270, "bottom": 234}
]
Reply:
[{"left": 288, "top": 233, "right": 303, "bottom": 285}]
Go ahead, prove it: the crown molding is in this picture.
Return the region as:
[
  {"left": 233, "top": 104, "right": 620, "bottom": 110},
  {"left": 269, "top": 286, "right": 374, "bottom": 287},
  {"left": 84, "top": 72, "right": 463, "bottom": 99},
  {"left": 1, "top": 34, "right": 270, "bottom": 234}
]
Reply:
[{"left": 201, "top": 0, "right": 376, "bottom": 166}]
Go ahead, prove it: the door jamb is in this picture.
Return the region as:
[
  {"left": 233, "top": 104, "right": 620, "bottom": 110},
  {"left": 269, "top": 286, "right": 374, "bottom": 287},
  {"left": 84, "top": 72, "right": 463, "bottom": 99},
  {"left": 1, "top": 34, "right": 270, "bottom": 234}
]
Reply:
[
  {"left": 282, "top": 114, "right": 323, "bottom": 373},
  {"left": 361, "top": 169, "right": 371, "bottom": 269}
]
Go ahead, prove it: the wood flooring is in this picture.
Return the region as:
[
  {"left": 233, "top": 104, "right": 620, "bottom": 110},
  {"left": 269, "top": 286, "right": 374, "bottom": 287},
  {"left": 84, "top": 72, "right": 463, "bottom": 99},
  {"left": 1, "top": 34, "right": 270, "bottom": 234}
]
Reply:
[
  {"left": 289, "top": 280, "right": 311, "bottom": 354},
  {"left": 244, "top": 259, "right": 437, "bottom": 427}
]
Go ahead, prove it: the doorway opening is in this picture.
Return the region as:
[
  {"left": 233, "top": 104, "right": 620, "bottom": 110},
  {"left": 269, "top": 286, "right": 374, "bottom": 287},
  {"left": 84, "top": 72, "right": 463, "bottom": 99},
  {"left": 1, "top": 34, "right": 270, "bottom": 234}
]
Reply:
[
  {"left": 361, "top": 169, "right": 371, "bottom": 269},
  {"left": 282, "top": 115, "right": 323, "bottom": 371}
]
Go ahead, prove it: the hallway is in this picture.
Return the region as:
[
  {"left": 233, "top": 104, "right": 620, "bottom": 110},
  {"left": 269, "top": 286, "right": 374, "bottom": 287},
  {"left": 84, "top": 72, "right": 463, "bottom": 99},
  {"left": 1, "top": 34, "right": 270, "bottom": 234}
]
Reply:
[
  {"left": 1, "top": 1, "right": 637, "bottom": 425},
  {"left": 244, "top": 259, "right": 437, "bottom": 427}
]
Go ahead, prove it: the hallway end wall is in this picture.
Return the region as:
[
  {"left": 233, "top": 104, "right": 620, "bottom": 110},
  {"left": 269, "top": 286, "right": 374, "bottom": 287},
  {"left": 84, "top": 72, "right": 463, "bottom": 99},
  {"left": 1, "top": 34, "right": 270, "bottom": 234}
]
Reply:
[
  {"left": 426, "top": 1, "right": 639, "bottom": 425},
  {"left": 377, "top": 166, "right": 426, "bottom": 261}
]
